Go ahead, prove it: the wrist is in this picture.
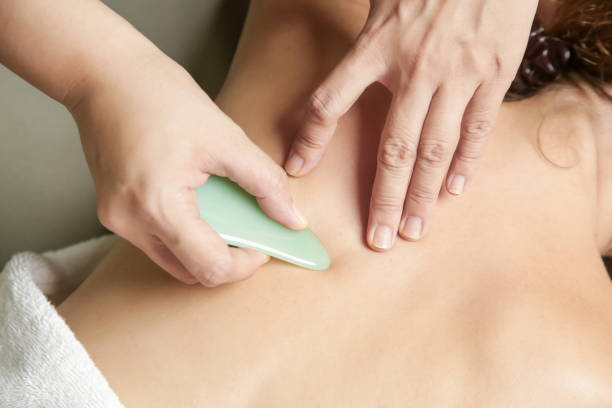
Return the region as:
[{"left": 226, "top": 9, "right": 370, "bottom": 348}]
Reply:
[
  {"left": 65, "top": 44, "right": 201, "bottom": 131},
  {"left": 61, "top": 36, "right": 172, "bottom": 112}
]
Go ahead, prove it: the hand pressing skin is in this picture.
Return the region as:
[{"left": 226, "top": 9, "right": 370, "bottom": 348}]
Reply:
[
  {"left": 0, "top": 0, "right": 306, "bottom": 286},
  {"left": 70, "top": 56, "right": 307, "bottom": 286},
  {"left": 285, "top": 0, "right": 539, "bottom": 250}
]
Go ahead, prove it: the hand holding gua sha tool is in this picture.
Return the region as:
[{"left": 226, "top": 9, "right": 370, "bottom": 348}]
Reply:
[{"left": 195, "top": 175, "right": 331, "bottom": 271}]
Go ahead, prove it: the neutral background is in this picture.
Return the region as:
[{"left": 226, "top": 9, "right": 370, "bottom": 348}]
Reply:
[{"left": 0, "top": 0, "right": 249, "bottom": 266}]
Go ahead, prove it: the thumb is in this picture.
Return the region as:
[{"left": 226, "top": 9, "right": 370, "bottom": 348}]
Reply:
[
  {"left": 285, "top": 30, "right": 384, "bottom": 177},
  {"left": 218, "top": 132, "right": 308, "bottom": 231}
]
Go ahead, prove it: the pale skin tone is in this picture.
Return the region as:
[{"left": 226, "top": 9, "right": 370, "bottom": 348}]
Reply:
[
  {"left": 285, "top": 0, "right": 539, "bottom": 250},
  {"left": 57, "top": 1, "right": 612, "bottom": 405},
  {"left": 0, "top": 0, "right": 539, "bottom": 286},
  {"left": 0, "top": 0, "right": 307, "bottom": 286}
]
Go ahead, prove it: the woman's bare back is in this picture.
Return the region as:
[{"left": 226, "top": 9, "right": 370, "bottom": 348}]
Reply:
[{"left": 58, "top": 0, "right": 612, "bottom": 406}]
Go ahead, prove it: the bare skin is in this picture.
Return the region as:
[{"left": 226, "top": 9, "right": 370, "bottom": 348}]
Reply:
[
  {"left": 285, "top": 0, "right": 538, "bottom": 249},
  {"left": 57, "top": 0, "right": 612, "bottom": 406},
  {"left": 0, "top": 0, "right": 307, "bottom": 286}
]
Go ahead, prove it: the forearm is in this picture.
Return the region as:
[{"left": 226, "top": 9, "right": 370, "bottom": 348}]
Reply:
[{"left": 0, "top": 0, "right": 164, "bottom": 107}]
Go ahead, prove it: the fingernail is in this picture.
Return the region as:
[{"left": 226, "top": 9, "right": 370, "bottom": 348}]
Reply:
[
  {"left": 285, "top": 154, "right": 304, "bottom": 176},
  {"left": 401, "top": 216, "right": 423, "bottom": 241},
  {"left": 448, "top": 174, "right": 466, "bottom": 195},
  {"left": 293, "top": 204, "right": 308, "bottom": 228},
  {"left": 371, "top": 225, "right": 393, "bottom": 250}
]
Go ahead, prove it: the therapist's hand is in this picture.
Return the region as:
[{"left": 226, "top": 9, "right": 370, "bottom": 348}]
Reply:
[
  {"left": 285, "top": 0, "right": 537, "bottom": 250},
  {"left": 69, "top": 54, "right": 307, "bottom": 286}
]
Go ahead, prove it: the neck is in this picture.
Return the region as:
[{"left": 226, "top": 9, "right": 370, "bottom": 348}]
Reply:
[{"left": 217, "top": 0, "right": 609, "bottom": 267}]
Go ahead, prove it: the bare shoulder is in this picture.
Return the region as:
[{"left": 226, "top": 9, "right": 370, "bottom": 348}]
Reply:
[{"left": 474, "top": 284, "right": 612, "bottom": 406}]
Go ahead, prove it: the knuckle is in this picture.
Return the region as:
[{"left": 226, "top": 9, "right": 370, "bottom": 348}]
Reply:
[
  {"left": 372, "top": 193, "right": 404, "bottom": 215},
  {"left": 409, "top": 52, "right": 430, "bottom": 79},
  {"left": 408, "top": 184, "right": 437, "bottom": 206},
  {"left": 466, "top": 47, "right": 497, "bottom": 79},
  {"left": 493, "top": 54, "right": 507, "bottom": 77},
  {"left": 396, "top": 0, "right": 415, "bottom": 24},
  {"left": 197, "top": 258, "right": 230, "bottom": 287},
  {"left": 462, "top": 120, "right": 491, "bottom": 142},
  {"left": 379, "top": 137, "right": 418, "bottom": 170},
  {"left": 137, "top": 193, "right": 157, "bottom": 217},
  {"left": 296, "top": 129, "right": 326, "bottom": 151},
  {"left": 418, "top": 139, "right": 453, "bottom": 168},
  {"left": 409, "top": 40, "right": 442, "bottom": 80},
  {"left": 463, "top": 48, "right": 483, "bottom": 76},
  {"left": 133, "top": 190, "right": 160, "bottom": 226},
  {"left": 456, "top": 146, "right": 482, "bottom": 164},
  {"left": 268, "top": 166, "right": 290, "bottom": 194},
  {"left": 455, "top": 125, "right": 488, "bottom": 163},
  {"left": 307, "top": 90, "right": 336, "bottom": 125}
]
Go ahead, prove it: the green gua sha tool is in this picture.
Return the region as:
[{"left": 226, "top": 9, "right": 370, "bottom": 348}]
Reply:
[{"left": 195, "top": 175, "right": 330, "bottom": 271}]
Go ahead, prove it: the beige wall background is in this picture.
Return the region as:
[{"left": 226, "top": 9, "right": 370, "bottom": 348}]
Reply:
[{"left": 0, "top": 0, "right": 249, "bottom": 266}]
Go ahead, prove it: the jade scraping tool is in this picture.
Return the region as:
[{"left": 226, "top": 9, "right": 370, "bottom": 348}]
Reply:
[{"left": 195, "top": 175, "right": 330, "bottom": 271}]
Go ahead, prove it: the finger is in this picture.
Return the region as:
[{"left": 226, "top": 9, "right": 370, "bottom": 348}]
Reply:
[
  {"left": 157, "top": 200, "right": 270, "bottom": 287},
  {"left": 285, "top": 32, "right": 385, "bottom": 177},
  {"left": 99, "top": 207, "right": 199, "bottom": 285},
  {"left": 218, "top": 134, "right": 308, "bottom": 230},
  {"left": 400, "top": 86, "right": 473, "bottom": 241},
  {"left": 446, "top": 83, "right": 505, "bottom": 195},
  {"left": 141, "top": 234, "right": 199, "bottom": 285},
  {"left": 367, "top": 83, "right": 433, "bottom": 251}
]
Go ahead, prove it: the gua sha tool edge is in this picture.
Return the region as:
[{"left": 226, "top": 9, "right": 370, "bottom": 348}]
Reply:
[{"left": 195, "top": 175, "right": 331, "bottom": 271}]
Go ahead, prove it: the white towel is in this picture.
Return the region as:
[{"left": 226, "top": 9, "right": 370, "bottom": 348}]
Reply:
[{"left": 0, "top": 236, "right": 124, "bottom": 408}]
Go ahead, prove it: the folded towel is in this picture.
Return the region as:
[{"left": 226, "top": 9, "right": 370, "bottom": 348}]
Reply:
[
  {"left": 0, "top": 236, "right": 124, "bottom": 408},
  {"left": 31, "top": 235, "right": 119, "bottom": 305}
]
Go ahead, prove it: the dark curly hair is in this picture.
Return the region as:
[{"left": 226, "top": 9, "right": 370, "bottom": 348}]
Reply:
[{"left": 506, "top": 0, "right": 612, "bottom": 101}]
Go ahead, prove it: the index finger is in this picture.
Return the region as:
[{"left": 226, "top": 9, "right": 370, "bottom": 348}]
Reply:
[{"left": 157, "top": 195, "right": 269, "bottom": 287}]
